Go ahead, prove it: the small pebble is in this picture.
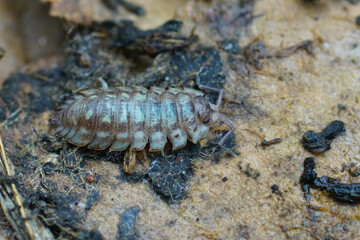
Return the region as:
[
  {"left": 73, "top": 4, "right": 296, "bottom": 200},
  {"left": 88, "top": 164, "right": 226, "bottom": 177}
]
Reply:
[{"left": 271, "top": 184, "right": 279, "bottom": 193}]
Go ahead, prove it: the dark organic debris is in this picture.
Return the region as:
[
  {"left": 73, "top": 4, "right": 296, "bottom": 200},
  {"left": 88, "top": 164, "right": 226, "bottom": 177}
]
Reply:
[
  {"left": 41, "top": 178, "right": 58, "bottom": 193},
  {"left": 118, "top": 206, "right": 140, "bottom": 240},
  {"left": 260, "top": 138, "right": 282, "bottom": 147},
  {"left": 0, "top": 173, "right": 18, "bottom": 185},
  {"left": 25, "top": 191, "right": 104, "bottom": 239},
  {"left": 57, "top": 145, "right": 121, "bottom": 186},
  {"left": 238, "top": 161, "right": 260, "bottom": 179},
  {"left": 201, "top": 129, "right": 237, "bottom": 162},
  {"left": 341, "top": 162, "right": 360, "bottom": 177},
  {"left": 53, "top": 19, "right": 198, "bottom": 93},
  {"left": 49, "top": 19, "right": 196, "bottom": 95},
  {"left": 117, "top": 170, "right": 147, "bottom": 184},
  {"left": 300, "top": 157, "right": 360, "bottom": 203},
  {"left": 40, "top": 134, "right": 63, "bottom": 153},
  {"left": 118, "top": 143, "right": 204, "bottom": 202},
  {"left": 0, "top": 46, "right": 5, "bottom": 59},
  {"left": 301, "top": 0, "right": 324, "bottom": 4},
  {"left": 271, "top": 184, "right": 279, "bottom": 193},
  {"left": 63, "top": 25, "right": 128, "bottom": 90},
  {"left": 300, "top": 157, "right": 317, "bottom": 201},
  {"left": 0, "top": 71, "right": 62, "bottom": 122},
  {"left": 0, "top": 137, "right": 57, "bottom": 240},
  {"left": 76, "top": 145, "right": 125, "bottom": 165},
  {"left": 43, "top": 162, "right": 57, "bottom": 175},
  {"left": 349, "top": 166, "right": 360, "bottom": 177},
  {"left": 85, "top": 189, "right": 100, "bottom": 212},
  {"left": 148, "top": 143, "right": 200, "bottom": 202},
  {"left": 319, "top": 120, "right": 346, "bottom": 140},
  {"left": 93, "top": 20, "right": 197, "bottom": 54},
  {"left": 131, "top": 48, "right": 225, "bottom": 92},
  {"left": 348, "top": 0, "right": 360, "bottom": 4},
  {"left": 61, "top": 145, "right": 85, "bottom": 169},
  {"left": 203, "top": 0, "right": 255, "bottom": 40},
  {"left": 244, "top": 40, "right": 270, "bottom": 69},
  {"left": 79, "top": 229, "right": 104, "bottom": 240},
  {"left": 237, "top": 224, "right": 250, "bottom": 239},
  {"left": 325, "top": 183, "right": 360, "bottom": 203},
  {"left": 119, "top": 129, "right": 234, "bottom": 201},
  {"left": 244, "top": 39, "right": 314, "bottom": 69},
  {"left": 302, "top": 120, "right": 346, "bottom": 153},
  {"left": 356, "top": 16, "right": 360, "bottom": 26},
  {"left": 101, "top": 0, "right": 145, "bottom": 16}
]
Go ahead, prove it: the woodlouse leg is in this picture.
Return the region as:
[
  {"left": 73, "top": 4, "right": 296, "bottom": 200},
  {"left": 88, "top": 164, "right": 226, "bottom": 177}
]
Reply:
[
  {"left": 195, "top": 73, "right": 223, "bottom": 110},
  {"left": 97, "top": 77, "right": 109, "bottom": 89},
  {"left": 219, "top": 114, "right": 236, "bottom": 157},
  {"left": 196, "top": 73, "right": 236, "bottom": 156},
  {"left": 124, "top": 150, "right": 137, "bottom": 174},
  {"left": 142, "top": 149, "right": 148, "bottom": 161}
]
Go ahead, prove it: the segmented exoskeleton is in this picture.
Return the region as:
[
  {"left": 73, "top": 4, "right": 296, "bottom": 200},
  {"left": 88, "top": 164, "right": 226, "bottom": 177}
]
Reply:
[{"left": 51, "top": 77, "right": 235, "bottom": 172}]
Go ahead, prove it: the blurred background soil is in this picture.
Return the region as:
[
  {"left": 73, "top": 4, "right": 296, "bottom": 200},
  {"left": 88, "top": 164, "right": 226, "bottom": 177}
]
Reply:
[{"left": 0, "top": 0, "right": 360, "bottom": 239}]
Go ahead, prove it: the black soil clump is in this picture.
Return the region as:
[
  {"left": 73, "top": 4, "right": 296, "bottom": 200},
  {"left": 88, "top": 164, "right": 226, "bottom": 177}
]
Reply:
[
  {"left": 202, "top": 129, "right": 237, "bottom": 162},
  {"left": 25, "top": 191, "right": 104, "bottom": 239},
  {"left": 0, "top": 70, "right": 63, "bottom": 122},
  {"left": 300, "top": 157, "right": 360, "bottom": 204},
  {"left": 302, "top": 120, "right": 346, "bottom": 153},
  {"left": 117, "top": 206, "right": 140, "bottom": 240},
  {"left": 148, "top": 143, "right": 201, "bottom": 202},
  {"left": 96, "top": 20, "right": 196, "bottom": 54}
]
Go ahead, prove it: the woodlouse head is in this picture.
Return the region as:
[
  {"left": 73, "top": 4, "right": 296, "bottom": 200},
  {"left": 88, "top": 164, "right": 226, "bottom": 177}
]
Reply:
[{"left": 193, "top": 96, "right": 218, "bottom": 126}]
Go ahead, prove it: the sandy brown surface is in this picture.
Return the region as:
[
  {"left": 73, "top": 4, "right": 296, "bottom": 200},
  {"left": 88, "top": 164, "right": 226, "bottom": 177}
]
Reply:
[
  {"left": 1, "top": 0, "right": 360, "bottom": 239},
  {"left": 46, "top": 0, "right": 187, "bottom": 29}
]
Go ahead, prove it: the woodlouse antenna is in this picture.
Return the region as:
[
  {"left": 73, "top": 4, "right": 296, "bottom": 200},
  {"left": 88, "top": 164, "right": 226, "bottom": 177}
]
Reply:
[
  {"left": 196, "top": 72, "right": 236, "bottom": 157},
  {"left": 219, "top": 114, "right": 236, "bottom": 157},
  {"left": 195, "top": 72, "right": 223, "bottom": 110}
]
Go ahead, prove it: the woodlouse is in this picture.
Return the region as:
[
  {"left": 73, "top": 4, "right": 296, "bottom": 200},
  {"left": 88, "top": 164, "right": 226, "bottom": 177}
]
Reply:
[{"left": 51, "top": 78, "right": 235, "bottom": 173}]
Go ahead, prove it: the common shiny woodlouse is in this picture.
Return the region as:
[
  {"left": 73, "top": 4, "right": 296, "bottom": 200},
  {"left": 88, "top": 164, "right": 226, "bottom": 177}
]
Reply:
[{"left": 51, "top": 77, "right": 235, "bottom": 173}]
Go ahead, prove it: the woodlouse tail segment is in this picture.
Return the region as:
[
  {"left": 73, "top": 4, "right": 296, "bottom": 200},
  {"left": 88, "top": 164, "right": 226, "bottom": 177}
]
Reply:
[
  {"left": 219, "top": 114, "right": 236, "bottom": 157},
  {"left": 51, "top": 95, "right": 82, "bottom": 136}
]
